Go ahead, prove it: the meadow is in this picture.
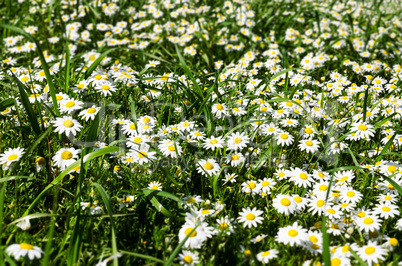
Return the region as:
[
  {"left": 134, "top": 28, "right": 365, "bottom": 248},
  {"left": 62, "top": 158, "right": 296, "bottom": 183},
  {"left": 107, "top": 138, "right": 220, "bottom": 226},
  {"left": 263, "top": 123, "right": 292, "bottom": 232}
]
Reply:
[{"left": 1, "top": 0, "right": 402, "bottom": 265}]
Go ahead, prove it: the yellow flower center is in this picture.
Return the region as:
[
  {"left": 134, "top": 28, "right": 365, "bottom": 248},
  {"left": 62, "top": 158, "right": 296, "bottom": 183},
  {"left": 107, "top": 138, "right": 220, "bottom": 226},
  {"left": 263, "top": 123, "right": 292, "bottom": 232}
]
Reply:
[
  {"left": 316, "top": 200, "right": 325, "bottom": 207},
  {"left": 87, "top": 108, "right": 96, "bottom": 113},
  {"left": 151, "top": 185, "right": 158, "bottom": 190},
  {"left": 8, "top": 154, "right": 18, "bottom": 161},
  {"left": 204, "top": 162, "right": 214, "bottom": 170},
  {"left": 231, "top": 154, "right": 240, "bottom": 161},
  {"left": 61, "top": 151, "right": 73, "bottom": 160},
  {"left": 365, "top": 247, "right": 375, "bottom": 255},
  {"left": 168, "top": 146, "right": 175, "bottom": 151},
  {"left": 210, "top": 139, "right": 218, "bottom": 144},
  {"left": 357, "top": 211, "right": 366, "bottom": 218},
  {"left": 363, "top": 218, "right": 373, "bottom": 225},
  {"left": 388, "top": 165, "right": 397, "bottom": 173},
  {"left": 358, "top": 125, "right": 367, "bottom": 131},
  {"left": 382, "top": 206, "right": 391, "bottom": 212},
  {"left": 184, "top": 228, "right": 197, "bottom": 237},
  {"left": 216, "top": 104, "right": 224, "bottom": 111},
  {"left": 331, "top": 258, "right": 341, "bottom": 266},
  {"left": 261, "top": 181, "right": 269, "bottom": 187},
  {"left": 102, "top": 85, "right": 110, "bottom": 90},
  {"left": 137, "top": 152, "right": 147, "bottom": 158},
  {"left": 65, "top": 101, "right": 75, "bottom": 108},
  {"left": 35, "top": 157, "right": 46, "bottom": 164},
  {"left": 327, "top": 209, "right": 336, "bottom": 214},
  {"left": 246, "top": 213, "right": 255, "bottom": 220},
  {"left": 280, "top": 198, "right": 291, "bottom": 206},
  {"left": 247, "top": 182, "right": 256, "bottom": 189},
  {"left": 384, "top": 196, "right": 392, "bottom": 200},
  {"left": 56, "top": 95, "right": 63, "bottom": 101},
  {"left": 319, "top": 185, "right": 327, "bottom": 191},
  {"left": 219, "top": 222, "right": 228, "bottom": 230},
  {"left": 305, "top": 140, "right": 313, "bottom": 146},
  {"left": 143, "top": 117, "right": 151, "bottom": 123},
  {"left": 183, "top": 255, "right": 193, "bottom": 264},
  {"left": 300, "top": 173, "right": 308, "bottom": 180},
  {"left": 94, "top": 74, "right": 102, "bottom": 80},
  {"left": 21, "top": 76, "right": 29, "bottom": 82},
  {"left": 309, "top": 236, "right": 318, "bottom": 243},
  {"left": 389, "top": 238, "right": 398, "bottom": 246},
  {"left": 280, "top": 133, "right": 288, "bottom": 139},
  {"left": 20, "top": 243, "right": 34, "bottom": 250},
  {"left": 346, "top": 191, "right": 355, "bottom": 197},
  {"left": 63, "top": 120, "right": 74, "bottom": 128},
  {"left": 129, "top": 124, "right": 136, "bottom": 130},
  {"left": 234, "top": 137, "right": 242, "bottom": 144},
  {"left": 288, "top": 229, "right": 298, "bottom": 237}
]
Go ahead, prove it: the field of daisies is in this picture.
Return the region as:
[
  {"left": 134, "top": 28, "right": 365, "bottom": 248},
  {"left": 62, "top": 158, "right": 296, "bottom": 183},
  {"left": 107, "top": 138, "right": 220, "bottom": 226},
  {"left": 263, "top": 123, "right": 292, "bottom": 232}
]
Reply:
[{"left": 1, "top": 0, "right": 402, "bottom": 265}]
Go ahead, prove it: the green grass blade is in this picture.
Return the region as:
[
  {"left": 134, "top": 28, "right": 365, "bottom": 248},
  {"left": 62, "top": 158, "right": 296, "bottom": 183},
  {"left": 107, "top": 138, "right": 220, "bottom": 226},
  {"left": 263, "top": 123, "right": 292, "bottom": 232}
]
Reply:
[
  {"left": 165, "top": 226, "right": 198, "bottom": 266},
  {"left": 92, "top": 183, "right": 118, "bottom": 266},
  {"left": 120, "top": 250, "right": 164, "bottom": 263},
  {"left": 9, "top": 71, "right": 41, "bottom": 136},
  {"left": 0, "top": 98, "right": 14, "bottom": 112}
]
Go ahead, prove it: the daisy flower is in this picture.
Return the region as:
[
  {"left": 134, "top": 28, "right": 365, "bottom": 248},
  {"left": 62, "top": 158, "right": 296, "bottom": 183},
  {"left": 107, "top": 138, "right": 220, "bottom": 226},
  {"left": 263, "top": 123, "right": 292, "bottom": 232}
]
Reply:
[
  {"left": 272, "top": 194, "right": 297, "bottom": 215},
  {"left": 6, "top": 243, "right": 44, "bottom": 261},
  {"left": 95, "top": 82, "right": 118, "bottom": 96},
  {"left": 211, "top": 103, "right": 229, "bottom": 118},
  {"left": 79, "top": 106, "right": 101, "bottom": 121},
  {"left": 60, "top": 99, "right": 84, "bottom": 114},
  {"left": 52, "top": 148, "right": 80, "bottom": 170},
  {"left": 259, "top": 178, "right": 276, "bottom": 194},
  {"left": 298, "top": 139, "right": 320, "bottom": 153},
  {"left": 256, "top": 249, "right": 278, "bottom": 263},
  {"left": 197, "top": 159, "right": 220, "bottom": 177},
  {"left": 237, "top": 207, "right": 264, "bottom": 228},
  {"left": 356, "top": 214, "right": 382, "bottom": 233},
  {"left": 226, "top": 132, "right": 250, "bottom": 151},
  {"left": 350, "top": 122, "right": 375, "bottom": 140},
  {"left": 178, "top": 250, "right": 199, "bottom": 265},
  {"left": 148, "top": 181, "right": 162, "bottom": 191},
  {"left": 241, "top": 180, "right": 261, "bottom": 195},
  {"left": 357, "top": 241, "right": 388, "bottom": 266},
  {"left": 118, "top": 195, "right": 136, "bottom": 208},
  {"left": 202, "top": 136, "right": 224, "bottom": 151},
  {"left": 16, "top": 217, "right": 31, "bottom": 231},
  {"left": 130, "top": 144, "right": 157, "bottom": 165},
  {"left": 307, "top": 194, "right": 329, "bottom": 216},
  {"left": 373, "top": 203, "right": 400, "bottom": 219},
  {"left": 52, "top": 116, "right": 83, "bottom": 136},
  {"left": 226, "top": 152, "right": 245, "bottom": 167},
  {"left": 157, "top": 139, "right": 182, "bottom": 158},
  {"left": 0, "top": 147, "right": 25, "bottom": 166},
  {"left": 216, "top": 216, "right": 235, "bottom": 235},
  {"left": 178, "top": 223, "right": 208, "bottom": 249},
  {"left": 223, "top": 173, "right": 237, "bottom": 184},
  {"left": 339, "top": 188, "right": 363, "bottom": 204},
  {"left": 275, "top": 131, "right": 294, "bottom": 146},
  {"left": 275, "top": 222, "right": 308, "bottom": 247}
]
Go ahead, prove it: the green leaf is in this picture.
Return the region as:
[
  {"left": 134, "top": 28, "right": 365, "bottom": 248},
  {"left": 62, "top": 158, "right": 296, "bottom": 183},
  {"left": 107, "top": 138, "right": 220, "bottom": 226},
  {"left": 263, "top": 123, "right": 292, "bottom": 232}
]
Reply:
[
  {"left": 9, "top": 71, "right": 41, "bottom": 136},
  {"left": 0, "top": 98, "right": 14, "bottom": 112},
  {"left": 120, "top": 250, "right": 163, "bottom": 263},
  {"left": 92, "top": 183, "right": 118, "bottom": 266}
]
